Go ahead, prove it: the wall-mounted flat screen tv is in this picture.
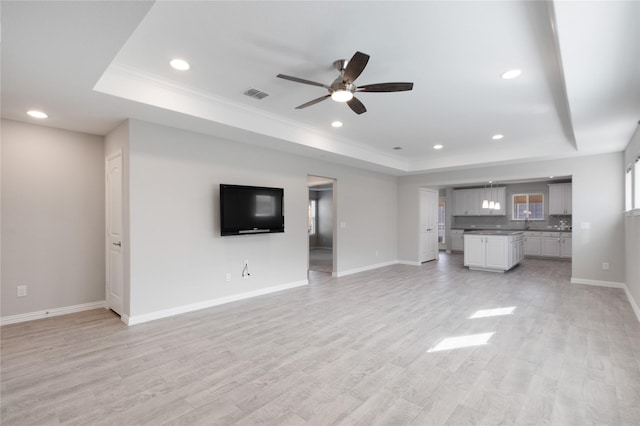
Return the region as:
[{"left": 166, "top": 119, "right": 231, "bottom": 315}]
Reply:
[{"left": 220, "top": 184, "right": 284, "bottom": 236}]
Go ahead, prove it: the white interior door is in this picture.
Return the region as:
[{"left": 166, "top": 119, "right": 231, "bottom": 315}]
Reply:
[
  {"left": 106, "top": 152, "right": 123, "bottom": 315},
  {"left": 420, "top": 189, "right": 438, "bottom": 263}
]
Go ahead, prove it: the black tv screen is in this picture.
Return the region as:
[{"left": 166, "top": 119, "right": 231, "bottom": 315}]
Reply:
[{"left": 220, "top": 184, "right": 284, "bottom": 236}]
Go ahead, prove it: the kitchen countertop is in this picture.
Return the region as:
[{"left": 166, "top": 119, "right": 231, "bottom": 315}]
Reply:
[
  {"left": 464, "top": 230, "right": 524, "bottom": 236},
  {"left": 452, "top": 228, "right": 571, "bottom": 233}
]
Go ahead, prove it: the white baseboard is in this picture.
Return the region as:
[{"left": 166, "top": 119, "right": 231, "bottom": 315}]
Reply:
[
  {"left": 572, "top": 277, "right": 640, "bottom": 323},
  {"left": 624, "top": 286, "right": 640, "bottom": 323},
  {"left": 126, "top": 280, "right": 309, "bottom": 326},
  {"left": 570, "top": 277, "right": 625, "bottom": 288},
  {"left": 333, "top": 260, "right": 398, "bottom": 278},
  {"left": 397, "top": 260, "right": 422, "bottom": 266},
  {"left": 0, "top": 301, "right": 106, "bottom": 326}
]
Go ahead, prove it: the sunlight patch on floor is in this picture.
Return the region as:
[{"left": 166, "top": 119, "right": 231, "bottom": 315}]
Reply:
[
  {"left": 427, "top": 332, "right": 495, "bottom": 353},
  {"left": 468, "top": 306, "right": 517, "bottom": 319}
]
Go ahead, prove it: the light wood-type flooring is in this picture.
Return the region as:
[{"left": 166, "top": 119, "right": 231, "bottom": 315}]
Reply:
[{"left": 2, "top": 254, "right": 639, "bottom": 425}]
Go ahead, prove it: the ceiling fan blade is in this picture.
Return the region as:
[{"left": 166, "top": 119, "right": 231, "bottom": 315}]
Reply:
[
  {"left": 343, "top": 51, "right": 370, "bottom": 84},
  {"left": 295, "top": 94, "right": 331, "bottom": 109},
  {"left": 347, "top": 97, "right": 367, "bottom": 115},
  {"left": 357, "top": 82, "right": 414, "bottom": 92},
  {"left": 277, "top": 74, "right": 329, "bottom": 89}
]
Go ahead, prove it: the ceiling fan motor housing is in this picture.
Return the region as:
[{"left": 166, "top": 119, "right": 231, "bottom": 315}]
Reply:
[{"left": 330, "top": 78, "right": 356, "bottom": 95}]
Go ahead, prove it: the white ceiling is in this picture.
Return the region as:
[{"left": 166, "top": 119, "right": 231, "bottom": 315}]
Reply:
[{"left": 2, "top": 1, "right": 639, "bottom": 175}]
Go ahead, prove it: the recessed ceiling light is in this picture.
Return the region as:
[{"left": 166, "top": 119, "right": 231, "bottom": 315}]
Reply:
[
  {"left": 492, "top": 134, "right": 504, "bottom": 140},
  {"left": 501, "top": 69, "right": 521, "bottom": 80},
  {"left": 549, "top": 176, "right": 554, "bottom": 179},
  {"left": 170, "top": 58, "right": 190, "bottom": 71},
  {"left": 27, "top": 110, "right": 48, "bottom": 119},
  {"left": 331, "top": 121, "right": 343, "bottom": 128},
  {"left": 433, "top": 144, "right": 443, "bottom": 150}
]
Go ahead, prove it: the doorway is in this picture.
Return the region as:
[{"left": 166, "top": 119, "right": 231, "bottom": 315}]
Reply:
[{"left": 307, "top": 176, "right": 336, "bottom": 274}]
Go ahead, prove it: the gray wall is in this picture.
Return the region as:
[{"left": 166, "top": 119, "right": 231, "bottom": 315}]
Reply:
[
  {"left": 126, "top": 119, "right": 397, "bottom": 318},
  {"left": 4, "top": 117, "right": 635, "bottom": 322},
  {"left": 398, "top": 152, "right": 625, "bottom": 285},
  {"left": 1, "top": 119, "right": 105, "bottom": 316}
]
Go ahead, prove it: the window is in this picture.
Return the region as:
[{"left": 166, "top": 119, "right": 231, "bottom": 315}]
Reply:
[
  {"left": 512, "top": 193, "right": 544, "bottom": 220},
  {"left": 308, "top": 199, "right": 316, "bottom": 235},
  {"left": 438, "top": 200, "right": 446, "bottom": 243},
  {"left": 626, "top": 166, "right": 633, "bottom": 211}
]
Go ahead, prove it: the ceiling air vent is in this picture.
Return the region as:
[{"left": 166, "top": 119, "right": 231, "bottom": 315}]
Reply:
[{"left": 243, "top": 87, "right": 269, "bottom": 100}]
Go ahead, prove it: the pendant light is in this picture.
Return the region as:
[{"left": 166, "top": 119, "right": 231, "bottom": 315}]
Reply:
[
  {"left": 482, "top": 182, "right": 489, "bottom": 208},
  {"left": 481, "top": 181, "right": 501, "bottom": 210}
]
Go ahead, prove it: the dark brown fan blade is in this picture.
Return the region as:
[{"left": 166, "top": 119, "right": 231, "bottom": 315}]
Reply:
[
  {"left": 277, "top": 74, "right": 329, "bottom": 89},
  {"left": 357, "top": 82, "right": 414, "bottom": 92},
  {"left": 343, "top": 51, "right": 370, "bottom": 84},
  {"left": 347, "top": 97, "right": 367, "bottom": 115},
  {"left": 295, "top": 94, "right": 331, "bottom": 109}
]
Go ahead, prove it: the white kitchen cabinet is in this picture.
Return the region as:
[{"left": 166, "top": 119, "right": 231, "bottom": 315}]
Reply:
[
  {"left": 454, "top": 189, "right": 480, "bottom": 216},
  {"left": 560, "top": 233, "right": 572, "bottom": 258},
  {"left": 451, "top": 230, "right": 465, "bottom": 251},
  {"left": 453, "top": 190, "right": 466, "bottom": 216},
  {"left": 454, "top": 188, "right": 503, "bottom": 216},
  {"left": 464, "top": 232, "right": 523, "bottom": 272},
  {"left": 522, "top": 231, "right": 571, "bottom": 259},
  {"left": 549, "top": 183, "right": 572, "bottom": 215},
  {"left": 523, "top": 232, "right": 542, "bottom": 256},
  {"left": 464, "top": 234, "right": 486, "bottom": 267},
  {"left": 541, "top": 232, "right": 561, "bottom": 257},
  {"left": 511, "top": 235, "right": 524, "bottom": 267}
]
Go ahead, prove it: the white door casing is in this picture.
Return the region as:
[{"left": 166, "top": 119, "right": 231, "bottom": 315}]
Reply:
[
  {"left": 106, "top": 152, "right": 123, "bottom": 315},
  {"left": 420, "top": 189, "right": 438, "bottom": 263}
]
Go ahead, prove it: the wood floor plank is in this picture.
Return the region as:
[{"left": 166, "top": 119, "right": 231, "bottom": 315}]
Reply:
[{"left": 1, "top": 254, "right": 639, "bottom": 425}]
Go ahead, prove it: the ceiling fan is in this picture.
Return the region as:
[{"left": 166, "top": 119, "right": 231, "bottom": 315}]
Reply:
[{"left": 277, "top": 51, "right": 413, "bottom": 115}]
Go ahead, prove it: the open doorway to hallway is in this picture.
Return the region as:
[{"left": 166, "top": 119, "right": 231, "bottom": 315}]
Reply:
[{"left": 307, "top": 176, "right": 336, "bottom": 274}]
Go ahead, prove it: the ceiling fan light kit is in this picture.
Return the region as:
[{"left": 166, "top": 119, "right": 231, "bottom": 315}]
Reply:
[
  {"left": 331, "top": 89, "right": 354, "bottom": 103},
  {"left": 277, "top": 51, "right": 414, "bottom": 115}
]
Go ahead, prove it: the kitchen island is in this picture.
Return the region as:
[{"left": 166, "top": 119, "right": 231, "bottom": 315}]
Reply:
[{"left": 464, "top": 230, "right": 524, "bottom": 272}]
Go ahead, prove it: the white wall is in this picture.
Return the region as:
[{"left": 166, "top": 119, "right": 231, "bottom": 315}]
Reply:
[
  {"left": 1, "top": 119, "right": 105, "bottom": 317},
  {"left": 125, "top": 120, "right": 398, "bottom": 319},
  {"left": 398, "top": 152, "right": 625, "bottom": 284}
]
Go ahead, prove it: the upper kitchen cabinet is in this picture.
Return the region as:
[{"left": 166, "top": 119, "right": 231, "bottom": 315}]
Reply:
[
  {"left": 454, "top": 187, "right": 505, "bottom": 216},
  {"left": 548, "top": 183, "right": 572, "bottom": 215},
  {"left": 453, "top": 189, "right": 480, "bottom": 216},
  {"left": 479, "top": 187, "right": 506, "bottom": 216}
]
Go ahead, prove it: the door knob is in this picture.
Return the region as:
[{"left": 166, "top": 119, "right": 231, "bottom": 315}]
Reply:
[{"left": 112, "top": 241, "right": 121, "bottom": 247}]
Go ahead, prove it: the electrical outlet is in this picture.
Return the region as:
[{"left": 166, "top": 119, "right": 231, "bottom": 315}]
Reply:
[
  {"left": 17, "top": 285, "right": 27, "bottom": 297},
  {"left": 602, "top": 262, "right": 610, "bottom": 271},
  {"left": 375, "top": 250, "right": 379, "bottom": 256},
  {"left": 225, "top": 273, "right": 231, "bottom": 282}
]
